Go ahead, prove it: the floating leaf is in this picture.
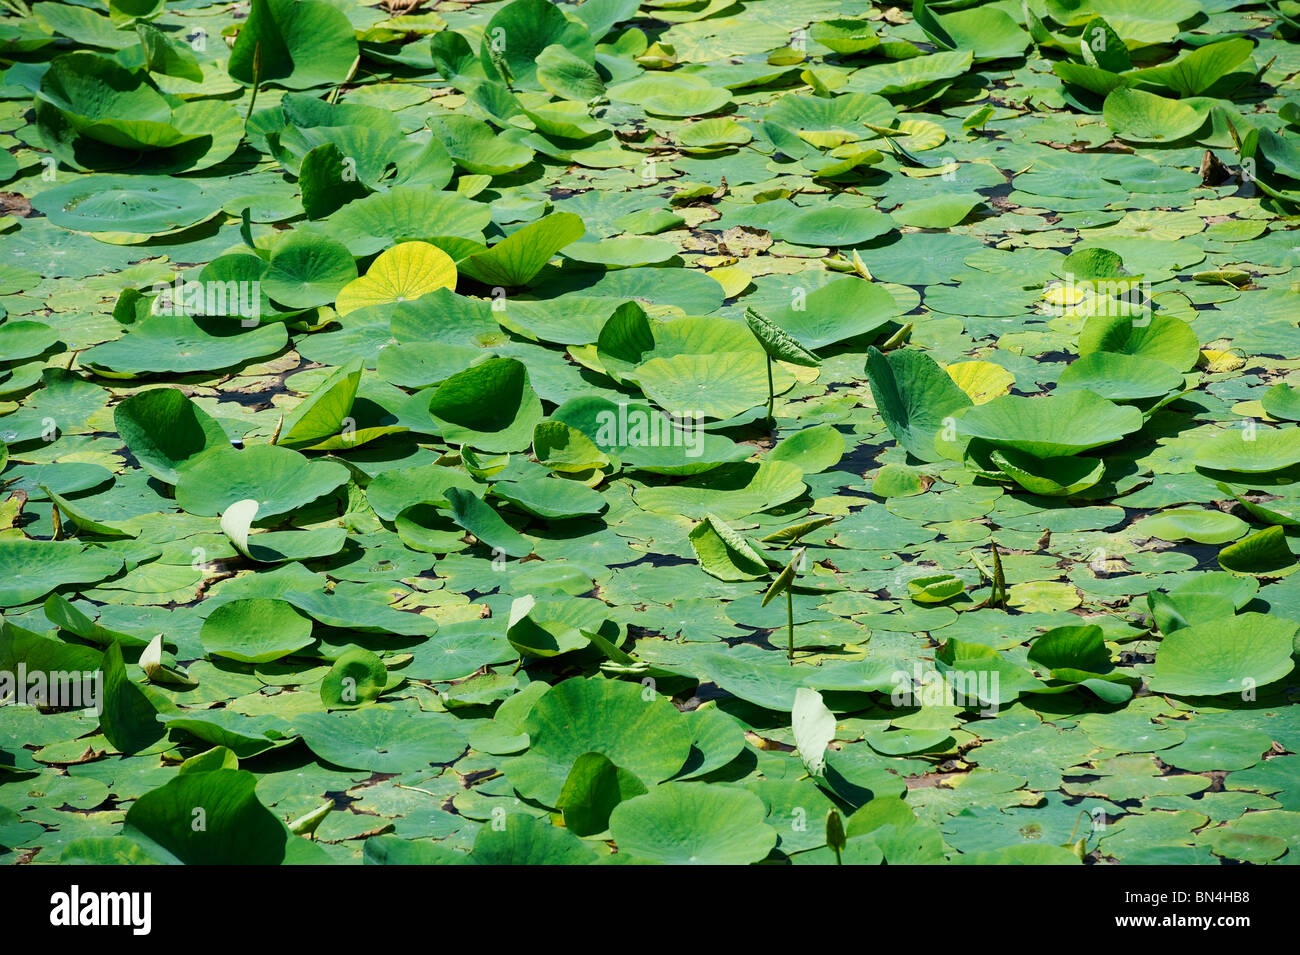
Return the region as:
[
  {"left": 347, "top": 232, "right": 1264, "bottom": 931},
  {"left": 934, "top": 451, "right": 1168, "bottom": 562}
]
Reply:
[
  {"left": 1196, "top": 427, "right": 1300, "bottom": 474},
  {"left": 0, "top": 540, "right": 124, "bottom": 608},
  {"left": 609, "top": 783, "right": 777, "bottom": 865},
  {"left": 81, "top": 315, "right": 288, "bottom": 376},
  {"left": 228, "top": 0, "right": 359, "bottom": 91},
  {"left": 335, "top": 242, "right": 457, "bottom": 316},
  {"left": 556, "top": 752, "right": 648, "bottom": 837},
  {"left": 505, "top": 677, "right": 693, "bottom": 807},
  {"left": 956, "top": 391, "right": 1143, "bottom": 458},
  {"left": 445, "top": 486, "right": 532, "bottom": 558},
  {"left": 263, "top": 233, "right": 357, "bottom": 309},
  {"left": 1103, "top": 87, "right": 1208, "bottom": 143},
  {"left": 113, "top": 388, "right": 230, "bottom": 485},
  {"left": 427, "top": 357, "right": 544, "bottom": 453},
  {"left": 200, "top": 597, "right": 314, "bottom": 663},
  {"left": 33, "top": 174, "right": 219, "bottom": 234},
  {"left": 459, "top": 213, "right": 585, "bottom": 287},
  {"left": 1218, "top": 526, "right": 1298, "bottom": 577},
  {"left": 689, "top": 513, "right": 769, "bottom": 582},
  {"left": 125, "top": 769, "right": 322, "bottom": 864},
  {"left": 175, "top": 444, "right": 350, "bottom": 519},
  {"left": 1150, "top": 614, "right": 1297, "bottom": 697},
  {"left": 295, "top": 706, "right": 466, "bottom": 772},
  {"left": 865, "top": 346, "right": 973, "bottom": 462},
  {"left": 320, "top": 648, "right": 387, "bottom": 709}
]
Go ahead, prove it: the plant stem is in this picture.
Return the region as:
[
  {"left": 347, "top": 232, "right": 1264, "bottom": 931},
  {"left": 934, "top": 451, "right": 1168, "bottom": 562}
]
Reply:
[
  {"left": 987, "top": 540, "right": 1008, "bottom": 608},
  {"left": 786, "top": 588, "right": 794, "bottom": 662},
  {"left": 329, "top": 54, "right": 361, "bottom": 105},
  {"left": 991, "top": 541, "right": 1007, "bottom": 609},
  {"left": 244, "top": 42, "right": 262, "bottom": 135},
  {"left": 765, "top": 354, "right": 775, "bottom": 427}
]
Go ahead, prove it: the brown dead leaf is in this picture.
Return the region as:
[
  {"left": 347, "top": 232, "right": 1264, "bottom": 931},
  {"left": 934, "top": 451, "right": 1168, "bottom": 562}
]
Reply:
[
  {"left": 0, "top": 192, "right": 32, "bottom": 217},
  {"left": 718, "top": 225, "right": 772, "bottom": 257}
]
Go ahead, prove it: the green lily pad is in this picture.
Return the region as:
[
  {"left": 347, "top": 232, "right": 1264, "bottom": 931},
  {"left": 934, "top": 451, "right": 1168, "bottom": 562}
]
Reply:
[
  {"left": 610, "top": 783, "right": 777, "bottom": 864},
  {"left": 320, "top": 648, "right": 388, "bottom": 709},
  {"left": 430, "top": 115, "right": 534, "bottom": 177},
  {"left": 1103, "top": 87, "right": 1208, "bottom": 143},
  {"left": 0, "top": 540, "right": 124, "bottom": 608},
  {"left": 866, "top": 346, "right": 973, "bottom": 462},
  {"left": 989, "top": 447, "right": 1106, "bottom": 497},
  {"left": 1218, "top": 526, "right": 1299, "bottom": 577},
  {"left": 690, "top": 513, "right": 769, "bottom": 582},
  {"left": 634, "top": 460, "right": 806, "bottom": 521},
  {"left": 479, "top": 0, "right": 594, "bottom": 92},
  {"left": 0, "top": 321, "right": 60, "bottom": 363},
  {"left": 1161, "top": 724, "right": 1272, "bottom": 773},
  {"left": 200, "top": 597, "right": 314, "bottom": 663},
  {"left": 1262, "top": 384, "right": 1300, "bottom": 422},
  {"left": 113, "top": 388, "right": 230, "bottom": 485},
  {"left": 81, "top": 315, "right": 288, "bottom": 376},
  {"left": 758, "top": 277, "right": 900, "bottom": 350},
  {"left": 228, "top": 0, "right": 359, "bottom": 91},
  {"left": 471, "top": 811, "right": 598, "bottom": 864},
  {"left": 459, "top": 213, "right": 585, "bottom": 287},
  {"left": 445, "top": 486, "right": 532, "bottom": 558},
  {"left": 557, "top": 751, "right": 649, "bottom": 837},
  {"left": 1056, "top": 352, "right": 1186, "bottom": 401},
  {"left": 99, "top": 641, "right": 164, "bottom": 755},
  {"left": 636, "top": 351, "right": 771, "bottom": 421},
  {"left": 490, "top": 477, "right": 607, "bottom": 520},
  {"left": 263, "top": 233, "right": 357, "bottom": 308},
  {"left": 1196, "top": 427, "right": 1300, "bottom": 474},
  {"left": 770, "top": 424, "right": 845, "bottom": 474},
  {"left": 957, "top": 391, "right": 1143, "bottom": 458},
  {"left": 908, "top": 573, "right": 965, "bottom": 604},
  {"left": 427, "top": 357, "right": 544, "bottom": 453},
  {"left": 1131, "top": 508, "right": 1248, "bottom": 544},
  {"left": 33, "top": 174, "right": 220, "bottom": 234},
  {"left": 174, "top": 444, "right": 350, "bottom": 519},
  {"left": 1079, "top": 313, "right": 1200, "bottom": 371},
  {"left": 505, "top": 677, "right": 692, "bottom": 807},
  {"left": 295, "top": 705, "right": 466, "bottom": 772},
  {"left": 775, "top": 205, "right": 895, "bottom": 248},
  {"left": 125, "top": 768, "right": 323, "bottom": 865},
  {"left": 1149, "top": 613, "right": 1297, "bottom": 697}
]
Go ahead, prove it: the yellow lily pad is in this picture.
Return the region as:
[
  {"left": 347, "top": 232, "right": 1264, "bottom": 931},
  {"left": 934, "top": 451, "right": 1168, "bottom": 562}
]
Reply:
[
  {"left": 946, "top": 361, "right": 1016, "bottom": 405},
  {"left": 335, "top": 241, "right": 457, "bottom": 316}
]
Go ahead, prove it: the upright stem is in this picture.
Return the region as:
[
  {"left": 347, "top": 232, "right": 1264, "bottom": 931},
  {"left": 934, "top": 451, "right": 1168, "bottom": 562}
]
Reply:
[
  {"left": 765, "top": 354, "right": 775, "bottom": 427},
  {"left": 329, "top": 54, "right": 361, "bottom": 105},
  {"left": 786, "top": 588, "right": 794, "bottom": 662},
  {"left": 991, "top": 541, "right": 1007, "bottom": 609},
  {"left": 244, "top": 42, "right": 263, "bottom": 134}
]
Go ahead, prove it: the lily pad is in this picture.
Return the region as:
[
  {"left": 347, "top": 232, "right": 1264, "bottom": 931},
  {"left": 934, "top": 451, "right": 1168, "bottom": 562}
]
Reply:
[
  {"left": 33, "top": 175, "right": 220, "bottom": 235},
  {"left": 866, "top": 346, "right": 972, "bottom": 462},
  {"left": 1149, "top": 613, "right": 1297, "bottom": 697},
  {"left": 82, "top": 316, "right": 288, "bottom": 376},
  {"left": 0, "top": 540, "right": 124, "bottom": 608},
  {"left": 295, "top": 706, "right": 466, "bottom": 772},
  {"left": 174, "top": 444, "right": 350, "bottom": 519},
  {"left": 200, "top": 597, "right": 314, "bottom": 663},
  {"left": 427, "top": 357, "right": 544, "bottom": 453},
  {"left": 609, "top": 783, "right": 777, "bottom": 865},
  {"left": 956, "top": 391, "right": 1143, "bottom": 458}
]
